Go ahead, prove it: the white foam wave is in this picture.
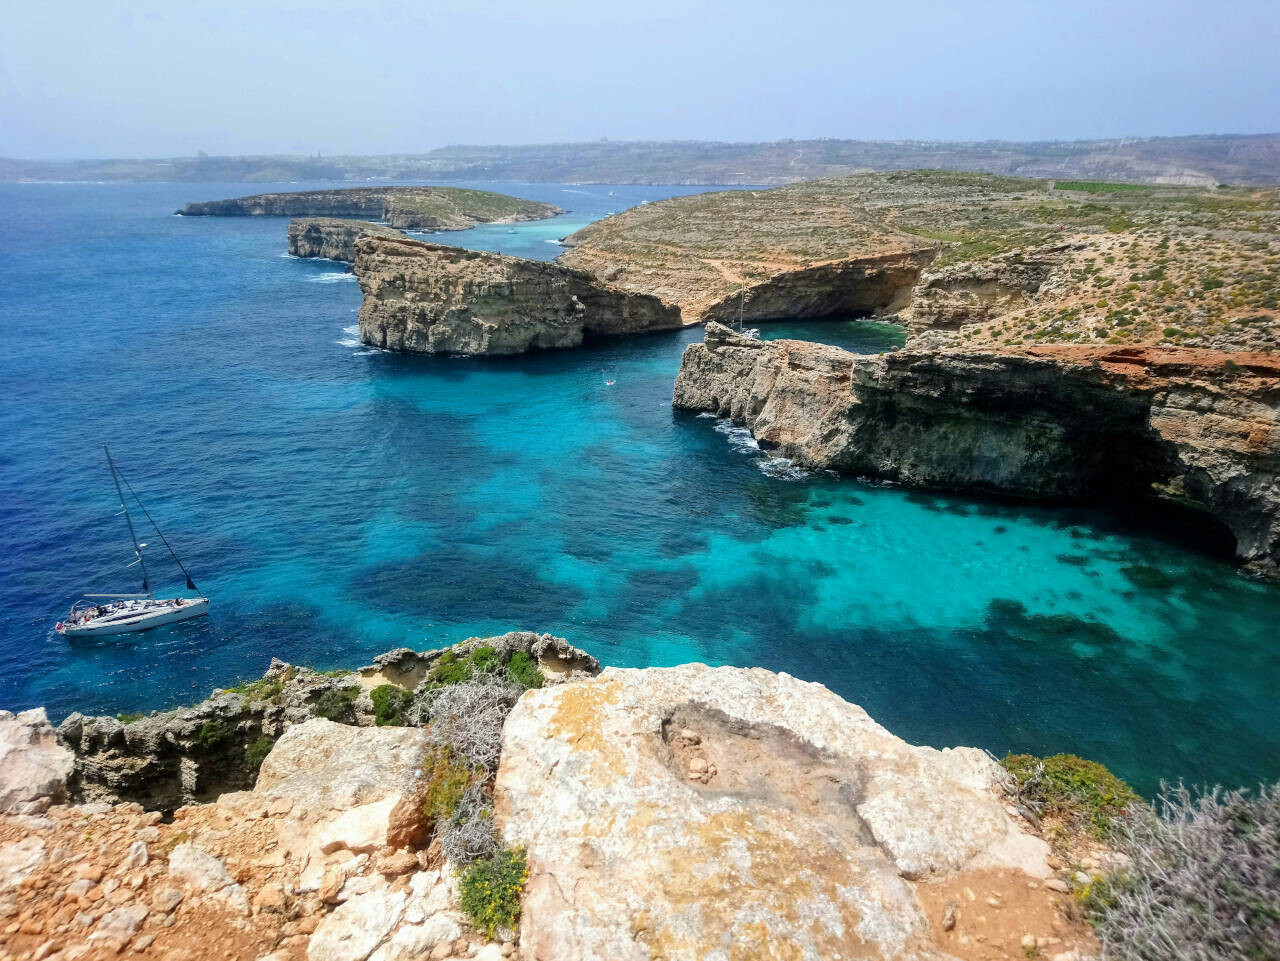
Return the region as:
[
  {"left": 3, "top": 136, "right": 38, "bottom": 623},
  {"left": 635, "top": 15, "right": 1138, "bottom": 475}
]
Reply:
[
  {"left": 336, "top": 338, "right": 360, "bottom": 347},
  {"left": 308, "top": 272, "right": 356, "bottom": 284},
  {"left": 709, "top": 417, "right": 809, "bottom": 480},
  {"left": 696, "top": 412, "right": 717, "bottom": 419},
  {"left": 757, "top": 456, "right": 810, "bottom": 480},
  {"left": 342, "top": 324, "right": 359, "bottom": 336}
]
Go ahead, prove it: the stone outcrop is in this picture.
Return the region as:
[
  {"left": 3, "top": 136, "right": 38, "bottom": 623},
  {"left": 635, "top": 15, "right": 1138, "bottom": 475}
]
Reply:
[
  {"left": 905, "top": 242, "right": 1080, "bottom": 333},
  {"left": 495, "top": 664, "right": 1088, "bottom": 961},
  {"left": 0, "top": 709, "right": 74, "bottom": 814},
  {"left": 674, "top": 323, "right": 1280, "bottom": 578},
  {"left": 355, "top": 236, "right": 681, "bottom": 356},
  {"left": 57, "top": 632, "right": 598, "bottom": 811},
  {"left": 178, "top": 187, "right": 561, "bottom": 231},
  {"left": 288, "top": 218, "right": 405, "bottom": 262}
]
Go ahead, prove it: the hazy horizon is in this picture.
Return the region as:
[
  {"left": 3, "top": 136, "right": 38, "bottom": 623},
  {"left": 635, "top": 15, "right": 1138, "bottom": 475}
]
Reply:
[{"left": 2, "top": 0, "right": 1278, "bottom": 160}]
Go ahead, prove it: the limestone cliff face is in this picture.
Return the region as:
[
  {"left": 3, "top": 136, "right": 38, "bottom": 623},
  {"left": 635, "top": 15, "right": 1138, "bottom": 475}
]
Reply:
[
  {"left": 178, "top": 186, "right": 561, "bottom": 231},
  {"left": 287, "top": 218, "right": 405, "bottom": 262},
  {"left": 699, "top": 249, "right": 936, "bottom": 326},
  {"left": 674, "top": 323, "right": 1280, "bottom": 578},
  {"left": 905, "top": 243, "right": 1079, "bottom": 333},
  {"left": 355, "top": 236, "right": 681, "bottom": 356}
]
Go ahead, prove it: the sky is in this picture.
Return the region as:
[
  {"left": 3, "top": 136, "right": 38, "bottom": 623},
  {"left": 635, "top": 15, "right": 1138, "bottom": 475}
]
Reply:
[{"left": 1, "top": 0, "right": 1277, "bottom": 159}]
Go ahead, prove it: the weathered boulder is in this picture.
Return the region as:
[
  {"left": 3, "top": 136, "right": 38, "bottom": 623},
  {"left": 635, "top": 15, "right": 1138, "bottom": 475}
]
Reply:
[
  {"left": 674, "top": 324, "right": 1280, "bottom": 578},
  {"left": 255, "top": 718, "right": 426, "bottom": 814},
  {"left": 496, "top": 664, "right": 1049, "bottom": 961},
  {"left": 289, "top": 218, "right": 405, "bottom": 262},
  {"left": 355, "top": 236, "right": 682, "bottom": 356},
  {"left": 0, "top": 709, "right": 74, "bottom": 814}
]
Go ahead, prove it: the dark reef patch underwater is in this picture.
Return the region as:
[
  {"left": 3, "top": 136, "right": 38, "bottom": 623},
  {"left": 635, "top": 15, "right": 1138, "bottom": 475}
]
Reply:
[{"left": 2, "top": 181, "right": 1279, "bottom": 796}]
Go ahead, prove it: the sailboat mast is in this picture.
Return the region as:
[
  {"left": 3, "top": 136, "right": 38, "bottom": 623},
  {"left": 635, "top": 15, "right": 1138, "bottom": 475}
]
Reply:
[{"left": 104, "top": 445, "right": 150, "bottom": 595}]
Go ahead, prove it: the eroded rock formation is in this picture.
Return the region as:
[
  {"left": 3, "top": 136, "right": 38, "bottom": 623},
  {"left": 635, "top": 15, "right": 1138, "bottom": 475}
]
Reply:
[
  {"left": 288, "top": 218, "right": 405, "bottom": 262},
  {"left": 674, "top": 323, "right": 1280, "bottom": 578},
  {"left": 57, "top": 632, "right": 597, "bottom": 811},
  {"left": 354, "top": 236, "right": 681, "bottom": 355},
  {"left": 178, "top": 187, "right": 561, "bottom": 231},
  {"left": 496, "top": 664, "right": 1090, "bottom": 961}
]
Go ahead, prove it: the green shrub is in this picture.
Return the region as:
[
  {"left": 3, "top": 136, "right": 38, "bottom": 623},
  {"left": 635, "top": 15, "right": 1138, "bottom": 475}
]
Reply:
[
  {"left": 312, "top": 686, "right": 359, "bottom": 722},
  {"left": 244, "top": 735, "right": 275, "bottom": 773},
  {"left": 469, "top": 645, "right": 500, "bottom": 674},
  {"left": 116, "top": 712, "right": 143, "bottom": 724},
  {"left": 194, "top": 719, "right": 230, "bottom": 751},
  {"left": 506, "top": 652, "right": 545, "bottom": 690},
  {"left": 458, "top": 846, "right": 528, "bottom": 937},
  {"left": 1088, "top": 782, "right": 1280, "bottom": 961},
  {"left": 421, "top": 744, "right": 481, "bottom": 822},
  {"left": 427, "top": 650, "right": 473, "bottom": 686},
  {"left": 1002, "top": 753, "right": 1138, "bottom": 837},
  {"left": 370, "top": 684, "right": 414, "bottom": 727}
]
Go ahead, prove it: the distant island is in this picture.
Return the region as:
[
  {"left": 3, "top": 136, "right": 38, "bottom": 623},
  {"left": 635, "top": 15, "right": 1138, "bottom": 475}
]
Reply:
[
  {"left": 177, "top": 186, "right": 561, "bottom": 231},
  {"left": 6, "top": 133, "right": 1280, "bottom": 185}
]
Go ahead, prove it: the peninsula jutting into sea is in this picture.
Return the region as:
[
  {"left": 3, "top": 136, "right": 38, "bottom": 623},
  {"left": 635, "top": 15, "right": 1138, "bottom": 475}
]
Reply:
[{"left": 4, "top": 3, "right": 1279, "bottom": 958}]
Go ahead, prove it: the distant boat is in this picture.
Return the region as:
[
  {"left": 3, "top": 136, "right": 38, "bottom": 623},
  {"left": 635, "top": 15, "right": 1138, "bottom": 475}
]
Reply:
[{"left": 56, "top": 446, "right": 208, "bottom": 638}]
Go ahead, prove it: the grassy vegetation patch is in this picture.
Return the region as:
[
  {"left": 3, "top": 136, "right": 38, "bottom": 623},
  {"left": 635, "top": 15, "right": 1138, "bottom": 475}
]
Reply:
[
  {"left": 421, "top": 743, "right": 483, "bottom": 823},
  {"left": 1055, "top": 181, "right": 1151, "bottom": 194},
  {"left": 1002, "top": 753, "right": 1138, "bottom": 837}
]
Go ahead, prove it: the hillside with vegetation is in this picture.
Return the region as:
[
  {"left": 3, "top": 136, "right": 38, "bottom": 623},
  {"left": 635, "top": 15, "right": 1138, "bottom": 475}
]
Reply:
[
  {"left": 561, "top": 171, "right": 1280, "bottom": 351},
  {"left": 4, "top": 134, "right": 1279, "bottom": 185}
]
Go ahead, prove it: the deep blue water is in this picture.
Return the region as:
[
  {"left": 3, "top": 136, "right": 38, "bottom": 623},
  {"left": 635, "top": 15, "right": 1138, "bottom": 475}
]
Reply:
[{"left": 2, "top": 181, "right": 1278, "bottom": 796}]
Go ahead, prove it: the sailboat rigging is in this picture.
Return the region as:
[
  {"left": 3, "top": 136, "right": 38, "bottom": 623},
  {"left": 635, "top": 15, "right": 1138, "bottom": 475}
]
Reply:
[
  {"left": 734, "top": 282, "right": 760, "bottom": 339},
  {"left": 55, "top": 446, "right": 209, "bottom": 638}
]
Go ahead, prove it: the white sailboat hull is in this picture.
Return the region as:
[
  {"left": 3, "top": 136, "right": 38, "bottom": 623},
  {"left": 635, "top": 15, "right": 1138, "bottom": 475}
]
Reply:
[{"left": 59, "top": 598, "right": 209, "bottom": 638}]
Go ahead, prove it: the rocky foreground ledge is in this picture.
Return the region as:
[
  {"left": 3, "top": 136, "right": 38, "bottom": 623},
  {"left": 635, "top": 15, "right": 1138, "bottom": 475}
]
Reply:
[
  {"left": 675, "top": 323, "right": 1280, "bottom": 579},
  {"left": 0, "top": 634, "right": 1105, "bottom": 961}
]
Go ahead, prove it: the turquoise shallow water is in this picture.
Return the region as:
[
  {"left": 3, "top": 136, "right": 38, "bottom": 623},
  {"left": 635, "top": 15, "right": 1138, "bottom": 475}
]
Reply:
[{"left": 1, "top": 181, "right": 1278, "bottom": 795}]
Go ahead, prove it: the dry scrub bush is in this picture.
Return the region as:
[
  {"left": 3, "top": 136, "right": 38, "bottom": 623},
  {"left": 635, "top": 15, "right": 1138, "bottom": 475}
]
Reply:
[
  {"left": 1088, "top": 782, "right": 1280, "bottom": 961},
  {"left": 426, "top": 674, "right": 521, "bottom": 772}
]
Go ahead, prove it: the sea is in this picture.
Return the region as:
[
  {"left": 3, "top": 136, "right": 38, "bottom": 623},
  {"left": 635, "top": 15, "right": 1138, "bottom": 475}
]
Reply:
[{"left": 1, "top": 180, "right": 1277, "bottom": 797}]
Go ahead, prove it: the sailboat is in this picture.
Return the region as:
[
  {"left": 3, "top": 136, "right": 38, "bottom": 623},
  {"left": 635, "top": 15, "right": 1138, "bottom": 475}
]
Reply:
[
  {"left": 55, "top": 446, "right": 209, "bottom": 638},
  {"left": 734, "top": 282, "right": 760, "bottom": 339}
]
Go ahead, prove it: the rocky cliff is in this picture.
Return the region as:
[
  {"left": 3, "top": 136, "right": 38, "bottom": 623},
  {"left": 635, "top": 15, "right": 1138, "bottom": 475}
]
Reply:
[
  {"left": 56, "top": 632, "right": 598, "bottom": 812},
  {"left": 354, "top": 236, "right": 681, "bottom": 356},
  {"left": 674, "top": 323, "right": 1280, "bottom": 578},
  {"left": 178, "top": 187, "right": 561, "bottom": 231},
  {"left": 288, "top": 218, "right": 405, "bottom": 262},
  {"left": 0, "top": 644, "right": 1104, "bottom": 961}
]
